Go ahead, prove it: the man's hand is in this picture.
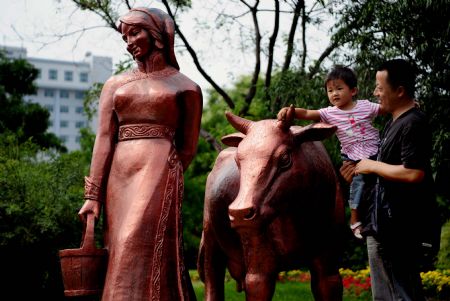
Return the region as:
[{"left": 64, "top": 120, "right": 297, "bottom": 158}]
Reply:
[
  {"left": 355, "top": 159, "right": 377, "bottom": 175},
  {"left": 340, "top": 160, "right": 356, "bottom": 183}
]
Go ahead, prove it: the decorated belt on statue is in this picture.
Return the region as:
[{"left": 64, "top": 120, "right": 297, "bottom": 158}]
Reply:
[{"left": 118, "top": 123, "right": 175, "bottom": 141}]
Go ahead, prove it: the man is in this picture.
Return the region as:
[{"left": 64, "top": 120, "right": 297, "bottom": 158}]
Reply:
[{"left": 341, "top": 59, "right": 438, "bottom": 300}]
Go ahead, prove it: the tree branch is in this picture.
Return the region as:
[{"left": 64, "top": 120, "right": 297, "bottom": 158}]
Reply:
[
  {"left": 239, "top": 0, "right": 261, "bottom": 116},
  {"left": 301, "top": 2, "right": 307, "bottom": 70},
  {"left": 282, "top": 0, "right": 303, "bottom": 72},
  {"left": 265, "top": 0, "right": 280, "bottom": 90},
  {"left": 200, "top": 128, "right": 222, "bottom": 152},
  {"left": 72, "top": 0, "right": 119, "bottom": 31},
  {"left": 161, "top": 0, "right": 235, "bottom": 109},
  {"left": 308, "top": 40, "right": 339, "bottom": 78}
]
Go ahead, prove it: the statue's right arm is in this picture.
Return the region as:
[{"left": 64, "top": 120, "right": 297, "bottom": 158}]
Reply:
[{"left": 79, "top": 77, "right": 119, "bottom": 221}]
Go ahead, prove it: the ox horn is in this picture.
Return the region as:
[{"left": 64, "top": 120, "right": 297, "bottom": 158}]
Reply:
[
  {"left": 277, "top": 104, "right": 296, "bottom": 131},
  {"left": 225, "top": 111, "right": 253, "bottom": 134}
]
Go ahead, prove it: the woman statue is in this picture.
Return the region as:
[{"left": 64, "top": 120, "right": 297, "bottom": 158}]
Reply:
[{"left": 78, "top": 7, "right": 202, "bottom": 301}]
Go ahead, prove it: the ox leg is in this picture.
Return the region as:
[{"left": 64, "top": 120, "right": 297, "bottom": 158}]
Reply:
[
  {"left": 198, "top": 231, "right": 227, "bottom": 301},
  {"left": 309, "top": 254, "right": 343, "bottom": 301},
  {"left": 240, "top": 231, "right": 277, "bottom": 301}
]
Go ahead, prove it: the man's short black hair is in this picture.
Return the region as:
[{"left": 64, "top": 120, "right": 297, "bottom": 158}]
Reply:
[
  {"left": 377, "top": 59, "right": 416, "bottom": 99},
  {"left": 324, "top": 65, "right": 358, "bottom": 91}
]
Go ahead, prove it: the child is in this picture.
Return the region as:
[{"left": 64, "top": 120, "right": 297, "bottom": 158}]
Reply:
[{"left": 278, "top": 66, "right": 383, "bottom": 239}]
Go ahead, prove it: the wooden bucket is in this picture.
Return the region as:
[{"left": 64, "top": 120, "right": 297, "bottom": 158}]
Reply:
[{"left": 59, "top": 213, "right": 107, "bottom": 297}]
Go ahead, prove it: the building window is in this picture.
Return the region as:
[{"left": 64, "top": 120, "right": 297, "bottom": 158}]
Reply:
[
  {"left": 79, "top": 72, "right": 88, "bottom": 83},
  {"left": 60, "top": 90, "right": 69, "bottom": 98},
  {"left": 75, "top": 121, "right": 85, "bottom": 128},
  {"left": 60, "top": 120, "right": 69, "bottom": 128},
  {"left": 76, "top": 136, "right": 81, "bottom": 143},
  {"left": 75, "top": 91, "right": 85, "bottom": 99},
  {"left": 49, "top": 69, "right": 58, "bottom": 80},
  {"left": 60, "top": 105, "right": 69, "bottom": 113},
  {"left": 76, "top": 106, "right": 84, "bottom": 114},
  {"left": 60, "top": 135, "right": 68, "bottom": 142},
  {"left": 48, "top": 120, "right": 53, "bottom": 127},
  {"left": 64, "top": 71, "right": 73, "bottom": 81},
  {"left": 44, "top": 104, "right": 53, "bottom": 112},
  {"left": 37, "top": 69, "right": 42, "bottom": 79},
  {"left": 44, "top": 89, "right": 55, "bottom": 97}
]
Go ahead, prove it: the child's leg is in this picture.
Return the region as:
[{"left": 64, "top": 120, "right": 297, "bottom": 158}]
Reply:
[
  {"left": 350, "top": 208, "right": 359, "bottom": 225},
  {"left": 349, "top": 174, "right": 365, "bottom": 239}
]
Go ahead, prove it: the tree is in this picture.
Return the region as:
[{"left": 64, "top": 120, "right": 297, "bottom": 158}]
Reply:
[
  {"left": 53, "top": 0, "right": 450, "bottom": 270},
  {"left": 329, "top": 0, "right": 450, "bottom": 221},
  {"left": 0, "top": 135, "right": 89, "bottom": 299},
  {"left": 0, "top": 52, "right": 65, "bottom": 151},
  {"left": 66, "top": 0, "right": 343, "bottom": 115}
]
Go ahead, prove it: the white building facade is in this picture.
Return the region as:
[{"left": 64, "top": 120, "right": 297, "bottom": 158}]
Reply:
[{"left": 1, "top": 46, "right": 112, "bottom": 151}]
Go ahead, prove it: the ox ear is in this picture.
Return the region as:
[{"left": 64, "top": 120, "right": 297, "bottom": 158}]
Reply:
[
  {"left": 291, "top": 123, "right": 337, "bottom": 145},
  {"left": 221, "top": 132, "right": 246, "bottom": 147}
]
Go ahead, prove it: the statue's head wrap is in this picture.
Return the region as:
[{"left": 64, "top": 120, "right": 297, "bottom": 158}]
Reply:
[{"left": 118, "top": 7, "right": 179, "bottom": 70}]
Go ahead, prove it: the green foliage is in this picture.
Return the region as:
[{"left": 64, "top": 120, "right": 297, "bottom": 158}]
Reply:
[
  {"left": 168, "top": 0, "right": 192, "bottom": 9},
  {"left": 73, "top": 0, "right": 120, "bottom": 24},
  {"left": 83, "top": 82, "right": 103, "bottom": 121},
  {"left": 192, "top": 268, "right": 374, "bottom": 301},
  {"left": 437, "top": 219, "right": 450, "bottom": 270},
  {"left": 183, "top": 138, "right": 218, "bottom": 267},
  {"left": 0, "top": 52, "right": 65, "bottom": 151},
  {"left": 113, "top": 56, "right": 134, "bottom": 75},
  {"left": 268, "top": 69, "right": 328, "bottom": 114},
  {"left": 332, "top": 0, "right": 450, "bottom": 219},
  {"left": 192, "top": 276, "right": 316, "bottom": 301},
  {"left": 0, "top": 133, "right": 89, "bottom": 299}
]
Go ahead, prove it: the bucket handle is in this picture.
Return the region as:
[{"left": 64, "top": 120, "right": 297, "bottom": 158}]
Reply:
[{"left": 80, "top": 213, "right": 96, "bottom": 250}]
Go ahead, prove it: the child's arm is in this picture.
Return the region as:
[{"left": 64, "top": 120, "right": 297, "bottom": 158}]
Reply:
[
  {"left": 294, "top": 107, "right": 321, "bottom": 121},
  {"left": 277, "top": 106, "right": 321, "bottom": 121}
]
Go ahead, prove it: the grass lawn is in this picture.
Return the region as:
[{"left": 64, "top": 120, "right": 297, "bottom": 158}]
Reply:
[{"left": 192, "top": 279, "right": 369, "bottom": 301}]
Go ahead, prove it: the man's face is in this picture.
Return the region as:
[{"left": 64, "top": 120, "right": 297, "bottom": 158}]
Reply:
[{"left": 374, "top": 70, "right": 397, "bottom": 113}]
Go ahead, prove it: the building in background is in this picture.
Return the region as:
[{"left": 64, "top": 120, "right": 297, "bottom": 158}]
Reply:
[{"left": 1, "top": 45, "right": 112, "bottom": 151}]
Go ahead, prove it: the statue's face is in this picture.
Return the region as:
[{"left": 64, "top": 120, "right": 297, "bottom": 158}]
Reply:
[{"left": 121, "top": 23, "right": 152, "bottom": 60}]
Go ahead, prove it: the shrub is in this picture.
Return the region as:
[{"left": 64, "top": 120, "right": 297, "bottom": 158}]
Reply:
[{"left": 421, "top": 269, "right": 450, "bottom": 300}]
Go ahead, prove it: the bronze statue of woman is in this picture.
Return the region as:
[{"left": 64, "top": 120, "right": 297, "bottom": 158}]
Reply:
[{"left": 78, "top": 7, "right": 202, "bottom": 301}]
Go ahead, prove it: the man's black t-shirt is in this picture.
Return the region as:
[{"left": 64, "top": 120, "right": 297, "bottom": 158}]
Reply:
[{"left": 374, "top": 107, "right": 438, "bottom": 249}]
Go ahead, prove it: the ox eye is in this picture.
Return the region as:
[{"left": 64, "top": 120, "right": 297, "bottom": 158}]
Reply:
[{"left": 279, "top": 151, "right": 292, "bottom": 170}]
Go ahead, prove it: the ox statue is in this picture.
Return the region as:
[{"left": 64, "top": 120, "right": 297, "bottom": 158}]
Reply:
[{"left": 198, "top": 109, "right": 345, "bottom": 301}]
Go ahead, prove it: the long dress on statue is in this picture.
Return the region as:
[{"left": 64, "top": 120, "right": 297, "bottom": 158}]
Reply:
[{"left": 91, "top": 67, "right": 201, "bottom": 301}]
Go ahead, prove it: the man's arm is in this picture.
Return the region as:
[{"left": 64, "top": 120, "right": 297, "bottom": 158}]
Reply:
[{"left": 355, "top": 159, "right": 425, "bottom": 183}]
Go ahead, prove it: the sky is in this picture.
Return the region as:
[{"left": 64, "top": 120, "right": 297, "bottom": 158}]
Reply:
[{"left": 0, "top": 0, "right": 332, "bottom": 94}]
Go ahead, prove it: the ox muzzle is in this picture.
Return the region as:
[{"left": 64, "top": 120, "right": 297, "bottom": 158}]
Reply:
[{"left": 228, "top": 203, "right": 259, "bottom": 228}]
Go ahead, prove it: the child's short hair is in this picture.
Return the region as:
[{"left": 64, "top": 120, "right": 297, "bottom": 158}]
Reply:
[{"left": 324, "top": 65, "right": 357, "bottom": 91}]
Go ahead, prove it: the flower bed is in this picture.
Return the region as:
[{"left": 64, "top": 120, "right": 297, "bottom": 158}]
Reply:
[
  {"left": 192, "top": 268, "right": 450, "bottom": 300},
  {"left": 278, "top": 268, "right": 450, "bottom": 300},
  {"left": 421, "top": 270, "right": 450, "bottom": 300},
  {"left": 339, "top": 268, "right": 371, "bottom": 299}
]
